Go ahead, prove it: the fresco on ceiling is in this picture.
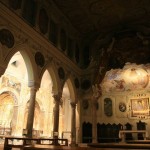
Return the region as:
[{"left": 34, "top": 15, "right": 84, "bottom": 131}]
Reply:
[{"left": 100, "top": 63, "right": 150, "bottom": 93}]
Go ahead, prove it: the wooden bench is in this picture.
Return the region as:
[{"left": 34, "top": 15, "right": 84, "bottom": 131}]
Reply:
[{"left": 4, "top": 136, "right": 68, "bottom": 150}]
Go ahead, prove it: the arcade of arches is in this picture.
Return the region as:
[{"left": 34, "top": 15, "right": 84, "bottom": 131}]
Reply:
[
  {"left": 0, "top": 51, "right": 78, "bottom": 143},
  {"left": 0, "top": 0, "right": 150, "bottom": 145}
]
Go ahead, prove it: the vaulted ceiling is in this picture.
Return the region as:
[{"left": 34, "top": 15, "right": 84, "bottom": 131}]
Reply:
[{"left": 52, "top": 0, "right": 150, "bottom": 69}]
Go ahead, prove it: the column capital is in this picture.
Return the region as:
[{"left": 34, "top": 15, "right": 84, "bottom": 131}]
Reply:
[
  {"left": 52, "top": 92, "right": 61, "bottom": 99},
  {"left": 30, "top": 86, "right": 38, "bottom": 91},
  {"left": 70, "top": 102, "right": 76, "bottom": 108},
  {"left": 28, "top": 81, "right": 40, "bottom": 89},
  {"left": 52, "top": 92, "right": 62, "bottom": 103}
]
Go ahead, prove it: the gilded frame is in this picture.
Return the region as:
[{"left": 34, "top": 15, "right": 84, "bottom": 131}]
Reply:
[{"left": 131, "top": 98, "right": 150, "bottom": 117}]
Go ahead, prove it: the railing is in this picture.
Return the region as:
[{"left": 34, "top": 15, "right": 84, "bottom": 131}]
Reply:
[
  {"left": 119, "top": 130, "right": 148, "bottom": 143},
  {"left": 4, "top": 136, "right": 68, "bottom": 150}
]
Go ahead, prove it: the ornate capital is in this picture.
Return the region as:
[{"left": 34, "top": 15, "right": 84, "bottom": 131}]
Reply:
[{"left": 70, "top": 102, "right": 76, "bottom": 109}]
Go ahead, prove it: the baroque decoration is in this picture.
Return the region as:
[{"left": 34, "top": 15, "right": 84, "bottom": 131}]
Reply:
[{"left": 100, "top": 63, "right": 150, "bottom": 93}]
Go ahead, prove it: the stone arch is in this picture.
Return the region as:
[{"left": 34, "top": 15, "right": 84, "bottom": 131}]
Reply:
[
  {"left": 63, "top": 76, "right": 80, "bottom": 143},
  {"left": 58, "top": 76, "right": 78, "bottom": 142},
  {"left": 0, "top": 90, "right": 19, "bottom": 135},
  {"left": 0, "top": 87, "right": 20, "bottom": 106},
  {"left": 3, "top": 44, "right": 40, "bottom": 87},
  {"left": 37, "top": 62, "right": 62, "bottom": 137},
  {"left": 65, "top": 77, "right": 77, "bottom": 103},
  {"left": 40, "top": 61, "right": 61, "bottom": 94}
]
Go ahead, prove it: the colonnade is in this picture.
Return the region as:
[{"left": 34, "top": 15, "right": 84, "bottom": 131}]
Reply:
[{"left": 24, "top": 86, "right": 77, "bottom": 145}]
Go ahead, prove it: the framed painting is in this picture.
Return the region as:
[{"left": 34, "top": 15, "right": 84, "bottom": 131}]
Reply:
[
  {"left": 104, "top": 98, "right": 113, "bottom": 116},
  {"left": 131, "top": 98, "right": 150, "bottom": 117}
]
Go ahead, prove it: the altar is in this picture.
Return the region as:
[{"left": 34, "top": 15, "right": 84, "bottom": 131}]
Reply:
[{"left": 119, "top": 130, "right": 148, "bottom": 143}]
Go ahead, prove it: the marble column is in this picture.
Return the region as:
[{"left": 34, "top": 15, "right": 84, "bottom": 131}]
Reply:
[
  {"left": 70, "top": 102, "right": 77, "bottom": 146},
  {"left": 52, "top": 93, "right": 61, "bottom": 139},
  {"left": 26, "top": 87, "right": 37, "bottom": 137}
]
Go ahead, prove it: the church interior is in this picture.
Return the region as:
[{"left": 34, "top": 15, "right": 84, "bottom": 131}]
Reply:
[{"left": 0, "top": 0, "right": 150, "bottom": 149}]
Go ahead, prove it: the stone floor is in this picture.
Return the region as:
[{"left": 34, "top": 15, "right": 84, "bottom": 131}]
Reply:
[
  {"left": 0, "top": 144, "right": 150, "bottom": 150},
  {"left": 0, "top": 139, "right": 150, "bottom": 150}
]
